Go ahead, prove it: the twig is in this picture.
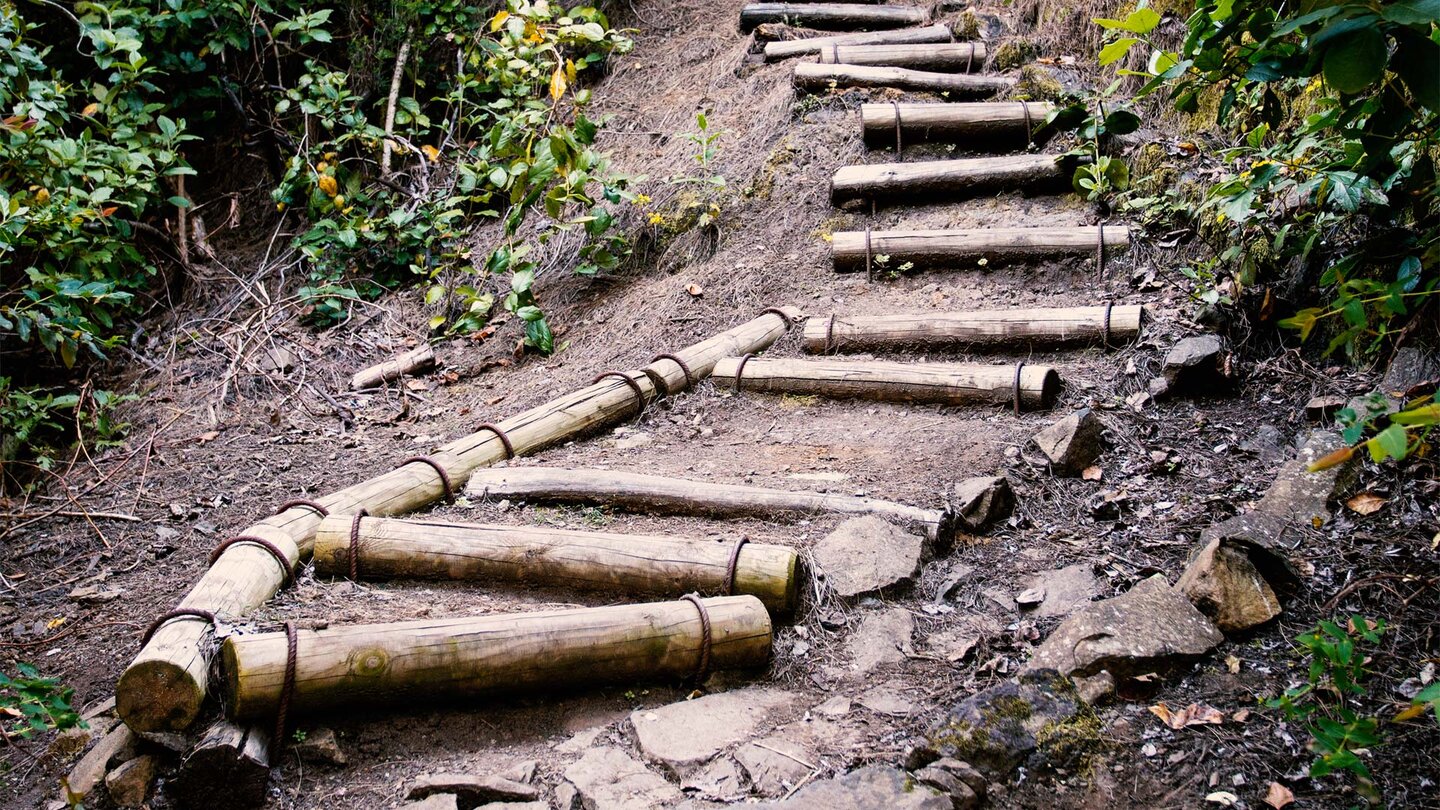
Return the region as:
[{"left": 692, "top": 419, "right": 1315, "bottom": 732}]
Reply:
[
  {"left": 753, "top": 741, "right": 816, "bottom": 770},
  {"left": 380, "top": 35, "right": 414, "bottom": 179},
  {"left": 1, "top": 510, "right": 141, "bottom": 523}
]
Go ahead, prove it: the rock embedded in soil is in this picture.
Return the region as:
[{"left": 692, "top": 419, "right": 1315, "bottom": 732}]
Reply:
[
  {"left": 1031, "top": 408, "right": 1104, "bottom": 475},
  {"left": 912, "top": 761, "right": 979, "bottom": 810},
  {"left": 755, "top": 764, "right": 951, "bottom": 809},
  {"left": 1305, "top": 395, "right": 1347, "bottom": 422},
  {"left": 1155, "top": 334, "right": 1230, "bottom": 396},
  {"left": 812, "top": 516, "right": 924, "bottom": 598},
  {"left": 1018, "top": 564, "right": 1101, "bottom": 619},
  {"left": 562, "top": 746, "right": 682, "bottom": 810},
  {"left": 400, "top": 795, "right": 459, "bottom": 810},
  {"left": 104, "top": 754, "right": 157, "bottom": 808},
  {"left": 950, "top": 475, "right": 1015, "bottom": 531},
  {"left": 1176, "top": 538, "right": 1282, "bottom": 632},
  {"left": 1023, "top": 574, "right": 1224, "bottom": 679},
  {"left": 629, "top": 688, "right": 798, "bottom": 774},
  {"left": 736, "top": 737, "right": 813, "bottom": 796},
  {"left": 406, "top": 773, "right": 540, "bottom": 804},
  {"left": 925, "top": 669, "right": 1090, "bottom": 778},
  {"left": 844, "top": 608, "right": 915, "bottom": 675},
  {"left": 293, "top": 726, "right": 348, "bottom": 766},
  {"left": 681, "top": 756, "right": 746, "bottom": 798}
]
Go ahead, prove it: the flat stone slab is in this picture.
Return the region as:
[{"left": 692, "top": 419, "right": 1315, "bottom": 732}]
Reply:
[
  {"left": 630, "top": 688, "right": 798, "bottom": 774},
  {"left": 563, "top": 747, "right": 682, "bottom": 810},
  {"left": 407, "top": 773, "right": 539, "bottom": 804},
  {"left": 1024, "top": 574, "right": 1223, "bottom": 679},
  {"left": 755, "top": 765, "right": 950, "bottom": 809},
  {"left": 1017, "top": 564, "right": 1100, "bottom": 619},
  {"left": 812, "top": 516, "right": 924, "bottom": 598},
  {"left": 846, "top": 608, "right": 915, "bottom": 675},
  {"left": 736, "top": 736, "right": 813, "bottom": 797}
]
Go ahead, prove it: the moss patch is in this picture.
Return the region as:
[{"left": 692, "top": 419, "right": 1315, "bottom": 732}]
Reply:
[
  {"left": 994, "top": 39, "right": 1039, "bottom": 71},
  {"left": 1014, "top": 65, "right": 1063, "bottom": 100}
]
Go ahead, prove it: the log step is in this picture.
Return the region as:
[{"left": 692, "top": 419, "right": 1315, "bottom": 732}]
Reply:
[
  {"left": 466, "top": 467, "right": 953, "bottom": 542},
  {"left": 819, "top": 42, "right": 986, "bottom": 71},
  {"left": 313, "top": 514, "right": 801, "bottom": 614},
  {"left": 830, "top": 154, "right": 1070, "bottom": 206},
  {"left": 795, "top": 63, "right": 1015, "bottom": 96},
  {"left": 862, "top": 101, "right": 1057, "bottom": 150},
  {"left": 829, "top": 226, "right": 1131, "bottom": 274},
  {"left": 763, "top": 23, "right": 953, "bottom": 61},
  {"left": 803, "top": 305, "right": 1147, "bottom": 353},
  {"left": 221, "top": 596, "right": 773, "bottom": 721},
  {"left": 712, "top": 356, "right": 1061, "bottom": 411},
  {"left": 741, "top": 4, "right": 929, "bottom": 33}
]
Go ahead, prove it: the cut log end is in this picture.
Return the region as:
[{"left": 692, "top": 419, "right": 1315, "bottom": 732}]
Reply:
[
  {"left": 115, "top": 658, "right": 206, "bottom": 733},
  {"left": 1025, "top": 366, "right": 1063, "bottom": 411}
]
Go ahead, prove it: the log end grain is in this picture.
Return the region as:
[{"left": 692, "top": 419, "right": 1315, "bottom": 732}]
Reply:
[{"left": 116, "top": 657, "right": 206, "bottom": 733}]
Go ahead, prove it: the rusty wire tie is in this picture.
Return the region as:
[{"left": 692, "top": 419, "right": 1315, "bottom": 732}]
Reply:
[
  {"left": 1101, "top": 302, "right": 1114, "bottom": 349},
  {"left": 274, "top": 620, "right": 299, "bottom": 749},
  {"left": 891, "top": 101, "right": 903, "bottom": 160},
  {"left": 650, "top": 353, "right": 696, "bottom": 393},
  {"left": 825, "top": 315, "right": 840, "bottom": 354},
  {"left": 731, "top": 353, "right": 757, "bottom": 393},
  {"left": 760, "top": 307, "right": 796, "bottom": 328},
  {"left": 1096, "top": 224, "right": 1107, "bottom": 276},
  {"left": 593, "top": 371, "right": 648, "bottom": 415},
  {"left": 1012, "top": 361, "right": 1027, "bottom": 416},
  {"left": 139, "top": 608, "right": 217, "bottom": 646},
  {"left": 398, "top": 455, "right": 455, "bottom": 503},
  {"left": 209, "top": 535, "right": 294, "bottom": 586},
  {"left": 680, "top": 593, "right": 713, "bottom": 684},
  {"left": 348, "top": 509, "right": 370, "bottom": 581},
  {"left": 274, "top": 499, "right": 329, "bottom": 518},
  {"left": 722, "top": 536, "right": 750, "bottom": 596},
  {"left": 1020, "top": 100, "right": 1034, "bottom": 149},
  {"left": 967, "top": 42, "right": 976, "bottom": 73},
  {"left": 475, "top": 422, "right": 516, "bottom": 460}
]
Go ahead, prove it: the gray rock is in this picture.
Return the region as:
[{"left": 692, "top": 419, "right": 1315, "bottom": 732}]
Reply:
[
  {"left": 1160, "top": 334, "right": 1229, "bottom": 395},
  {"left": 925, "top": 670, "right": 1086, "bottom": 777},
  {"left": 104, "top": 755, "right": 156, "bottom": 808},
  {"left": 562, "top": 747, "right": 682, "bottom": 810},
  {"left": 1176, "top": 538, "right": 1281, "bottom": 632},
  {"left": 812, "top": 696, "right": 851, "bottom": 717},
  {"left": 681, "top": 756, "right": 746, "bottom": 798},
  {"left": 407, "top": 773, "right": 539, "bottom": 804},
  {"left": 504, "top": 759, "right": 539, "bottom": 784},
  {"left": 857, "top": 684, "right": 916, "bottom": 715},
  {"left": 755, "top": 765, "right": 950, "bottom": 809},
  {"left": 630, "top": 688, "right": 798, "bottom": 774},
  {"left": 950, "top": 476, "right": 1015, "bottom": 531},
  {"left": 845, "top": 608, "right": 914, "bottom": 675},
  {"left": 1017, "top": 564, "right": 1100, "bottom": 619},
  {"left": 400, "top": 796, "right": 458, "bottom": 810},
  {"left": 63, "top": 724, "right": 134, "bottom": 803},
  {"left": 927, "top": 758, "right": 987, "bottom": 800},
  {"left": 483, "top": 804, "right": 548, "bottom": 810},
  {"left": 912, "top": 763, "right": 978, "bottom": 809},
  {"left": 1382, "top": 345, "right": 1440, "bottom": 394},
  {"left": 1024, "top": 575, "right": 1223, "bottom": 679},
  {"left": 1305, "top": 395, "right": 1347, "bottom": 422},
  {"left": 736, "top": 737, "right": 813, "bottom": 796},
  {"left": 1031, "top": 409, "right": 1104, "bottom": 475},
  {"left": 293, "top": 726, "right": 348, "bottom": 766},
  {"left": 813, "top": 516, "right": 924, "bottom": 598}
]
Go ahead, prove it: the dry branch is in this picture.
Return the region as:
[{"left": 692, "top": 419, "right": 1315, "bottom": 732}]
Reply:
[
  {"left": 712, "top": 356, "right": 1061, "bottom": 411},
  {"left": 861, "top": 101, "right": 1057, "bottom": 149},
  {"left": 829, "top": 226, "right": 1131, "bottom": 273},
  {"left": 465, "top": 466, "right": 952, "bottom": 542},
  {"left": 830, "top": 154, "right": 1068, "bottom": 205},
  {"left": 349, "top": 344, "right": 436, "bottom": 389},
  {"left": 221, "top": 596, "right": 773, "bottom": 720},
  {"left": 116, "top": 307, "right": 800, "bottom": 733},
  {"left": 313, "top": 514, "right": 800, "bottom": 613},
  {"left": 763, "top": 23, "right": 952, "bottom": 61},
  {"left": 740, "top": 3, "right": 929, "bottom": 33},
  {"left": 803, "top": 305, "right": 1146, "bottom": 353},
  {"left": 794, "top": 63, "right": 1015, "bottom": 96}
]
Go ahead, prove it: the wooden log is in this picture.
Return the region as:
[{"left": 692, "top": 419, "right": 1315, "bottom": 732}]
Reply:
[
  {"left": 712, "top": 356, "right": 1061, "bottom": 411},
  {"left": 819, "top": 42, "right": 986, "bottom": 71},
  {"left": 465, "top": 466, "right": 952, "bottom": 542},
  {"left": 830, "top": 154, "right": 1068, "bottom": 205},
  {"left": 116, "top": 307, "right": 801, "bottom": 733},
  {"left": 829, "top": 226, "right": 1131, "bottom": 273},
  {"left": 740, "top": 4, "right": 929, "bottom": 33},
  {"left": 349, "top": 344, "right": 435, "bottom": 390},
  {"left": 794, "top": 63, "right": 1015, "bottom": 96},
  {"left": 168, "top": 720, "right": 271, "bottom": 810},
  {"left": 312, "top": 515, "right": 800, "bottom": 614},
  {"left": 803, "top": 305, "right": 1147, "bottom": 353},
  {"left": 861, "top": 101, "right": 1057, "bottom": 149},
  {"left": 763, "top": 23, "right": 952, "bottom": 61},
  {"left": 220, "top": 596, "right": 772, "bottom": 720}
]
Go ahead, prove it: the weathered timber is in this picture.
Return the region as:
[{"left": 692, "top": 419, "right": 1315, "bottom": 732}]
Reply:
[
  {"left": 830, "top": 154, "right": 1068, "bottom": 205},
  {"left": 712, "top": 356, "right": 1061, "bottom": 411},
  {"left": 168, "top": 720, "right": 271, "bottom": 810},
  {"left": 117, "top": 307, "right": 800, "bottom": 733},
  {"left": 861, "top": 101, "right": 1057, "bottom": 149},
  {"left": 804, "top": 305, "right": 1146, "bottom": 353},
  {"left": 763, "top": 23, "right": 952, "bottom": 61},
  {"left": 465, "top": 466, "right": 952, "bottom": 542},
  {"left": 794, "top": 63, "right": 1015, "bottom": 96},
  {"left": 312, "top": 514, "right": 800, "bottom": 613},
  {"left": 740, "top": 4, "right": 929, "bottom": 33},
  {"left": 221, "top": 596, "right": 772, "bottom": 719},
  {"left": 349, "top": 344, "right": 435, "bottom": 389},
  {"left": 819, "top": 42, "right": 986, "bottom": 71},
  {"left": 830, "top": 226, "right": 1131, "bottom": 273}
]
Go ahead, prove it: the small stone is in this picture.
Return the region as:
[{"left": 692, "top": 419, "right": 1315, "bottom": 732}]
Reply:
[
  {"left": 812, "top": 516, "right": 924, "bottom": 598},
  {"left": 913, "top": 763, "right": 978, "bottom": 809},
  {"left": 736, "top": 737, "right": 813, "bottom": 797},
  {"left": 1014, "top": 587, "right": 1046, "bottom": 607},
  {"left": 682, "top": 756, "right": 745, "bottom": 798},
  {"left": 1031, "top": 409, "right": 1105, "bottom": 475},
  {"left": 68, "top": 586, "right": 122, "bottom": 603},
  {"left": 949, "top": 476, "right": 1014, "bottom": 531},
  {"left": 483, "top": 803, "right": 548, "bottom": 810},
  {"left": 504, "top": 759, "right": 539, "bottom": 784},
  {"left": 929, "top": 758, "right": 987, "bottom": 800},
  {"left": 926, "top": 670, "right": 1085, "bottom": 777},
  {"left": 754, "top": 765, "right": 949, "bottom": 809},
  {"left": 629, "top": 688, "right": 798, "bottom": 775},
  {"left": 845, "top": 608, "right": 914, "bottom": 675},
  {"left": 1305, "top": 396, "right": 1347, "bottom": 422},
  {"left": 813, "top": 696, "right": 851, "bottom": 717},
  {"left": 1176, "top": 539, "right": 1282, "bottom": 632},
  {"left": 1162, "top": 334, "right": 1228, "bottom": 393},
  {"left": 563, "top": 747, "right": 682, "bottom": 810},
  {"left": 63, "top": 724, "right": 134, "bottom": 803},
  {"left": 858, "top": 684, "right": 916, "bottom": 715},
  {"left": 407, "top": 773, "right": 539, "bottom": 804},
  {"left": 104, "top": 755, "right": 157, "bottom": 808},
  {"left": 294, "top": 727, "right": 348, "bottom": 766},
  {"left": 1024, "top": 575, "right": 1223, "bottom": 679},
  {"left": 48, "top": 727, "right": 94, "bottom": 759}
]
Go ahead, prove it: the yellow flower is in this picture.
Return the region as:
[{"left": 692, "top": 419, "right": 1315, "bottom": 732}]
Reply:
[
  {"left": 35, "top": 188, "right": 50, "bottom": 204},
  {"left": 633, "top": 194, "right": 652, "bottom": 205},
  {"left": 276, "top": 201, "right": 287, "bottom": 212},
  {"left": 421, "top": 144, "right": 441, "bottom": 163},
  {"left": 648, "top": 212, "right": 665, "bottom": 225},
  {"left": 317, "top": 175, "right": 338, "bottom": 196}
]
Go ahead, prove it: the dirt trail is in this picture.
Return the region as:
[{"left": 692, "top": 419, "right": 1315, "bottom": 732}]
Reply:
[{"left": 8, "top": 1, "right": 1432, "bottom": 809}]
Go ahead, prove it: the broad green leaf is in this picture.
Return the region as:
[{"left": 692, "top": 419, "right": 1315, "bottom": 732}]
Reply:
[
  {"left": 1094, "top": 8, "right": 1161, "bottom": 34},
  {"left": 1382, "top": 0, "right": 1440, "bottom": 25},
  {"left": 1366, "top": 424, "right": 1409, "bottom": 462},
  {"left": 1323, "top": 28, "right": 1388, "bottom": 94},
  {"left": 1099, "top": 37, "right": 1138, "bottom": 66}
]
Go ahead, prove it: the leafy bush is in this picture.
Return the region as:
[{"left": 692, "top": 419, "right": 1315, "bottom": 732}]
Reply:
[{"left": 0, "top": 662, "right": 83, "bottom": 744}]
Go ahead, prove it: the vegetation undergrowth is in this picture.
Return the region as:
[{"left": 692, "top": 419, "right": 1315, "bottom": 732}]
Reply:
[
  {"left": 1, "top": 0, "right": 633, "bottom": 480},
  {"left": 0, "top": 662, "right": 84, "bottom": 770}
]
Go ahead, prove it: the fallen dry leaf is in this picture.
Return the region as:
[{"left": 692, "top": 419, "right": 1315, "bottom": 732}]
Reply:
[
  {"left": 195, "top": 431, "right": 219, "bottom": 444},
  {"left": 1082, "top": 465, "right": 1103, "bottom": 481},
  {"left": 1346, "top": 492, "right": 1386, "bottom": 515},
  {"left": 685, "top": 283, "right": 704, "bottom": 297},
  {"left": 1015, "top": 587, "right": 1046, "bottom": 607},
  {"left": 1231, "top": 708, "right": 1251, "bottom": 723},
  {"left": 1206, "top": 791, "right": 1240, "bottom": 806},
  {"left": 1226, "top": 655, "right": 1241, "bottom": 674},
  {"left": 1263, "top": 781, "right": 1294, "bottom": 809},
  {"left": 1150, "top": 702, "right": 1225, "bottom": 729}
]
